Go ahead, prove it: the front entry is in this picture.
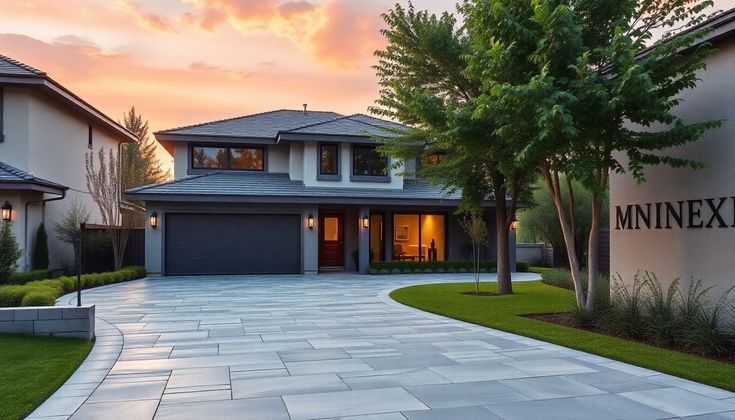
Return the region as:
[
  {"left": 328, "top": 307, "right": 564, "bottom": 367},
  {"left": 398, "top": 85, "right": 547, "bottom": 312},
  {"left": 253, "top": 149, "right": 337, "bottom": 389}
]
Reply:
[{"left": 319, "top": 212, "right": 344, "bottom": 269}]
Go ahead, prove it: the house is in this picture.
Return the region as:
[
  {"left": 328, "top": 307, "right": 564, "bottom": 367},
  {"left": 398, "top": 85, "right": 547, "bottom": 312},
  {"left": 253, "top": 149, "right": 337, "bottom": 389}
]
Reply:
[
  {"left": 126, "top": 108, "right": 514, "bottom": 276},
  {"left": 0, "top": 55, "right": 137, "bottom": 272}
]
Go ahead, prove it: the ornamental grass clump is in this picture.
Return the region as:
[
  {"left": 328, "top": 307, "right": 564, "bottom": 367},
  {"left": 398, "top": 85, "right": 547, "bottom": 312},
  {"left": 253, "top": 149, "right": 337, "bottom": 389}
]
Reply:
[{"left": 568, "top": 272, "right": 735, "bottom": 357}]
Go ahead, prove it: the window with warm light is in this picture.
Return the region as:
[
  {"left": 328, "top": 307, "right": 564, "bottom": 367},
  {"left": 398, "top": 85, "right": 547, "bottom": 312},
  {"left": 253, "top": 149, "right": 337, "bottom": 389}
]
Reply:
[
  {"left": 320, "top": 143, "right": 339, "bottom": 176},
  {"left": 393, "top": 214, "right": 445, "bottom": 262},
  {"left": 192, "top": 145, "right": 264, "bottom": 171}
]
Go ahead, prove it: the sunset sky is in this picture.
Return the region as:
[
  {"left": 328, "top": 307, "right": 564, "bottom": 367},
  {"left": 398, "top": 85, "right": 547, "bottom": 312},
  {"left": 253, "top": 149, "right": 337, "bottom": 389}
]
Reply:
[{"left": 2, "top": 0, "right": 733, "bottom": 166}]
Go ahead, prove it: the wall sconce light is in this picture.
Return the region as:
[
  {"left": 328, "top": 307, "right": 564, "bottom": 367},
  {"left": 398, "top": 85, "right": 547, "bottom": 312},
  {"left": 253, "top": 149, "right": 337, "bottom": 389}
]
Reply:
[
  {"left": 1, "top": 201, "right": 11, "bottom": 222},
  {"left": 149, "top": 212, "right": 158, "bottom": 229},
  {"left": 362, "top": 215, "right": 369, "bottom": 229},
  {"left": 308, "top": 214, "right": 314, "bottom": 230},
  {"left": 510, "top": 217, "right": 519, "bottom": 231}
]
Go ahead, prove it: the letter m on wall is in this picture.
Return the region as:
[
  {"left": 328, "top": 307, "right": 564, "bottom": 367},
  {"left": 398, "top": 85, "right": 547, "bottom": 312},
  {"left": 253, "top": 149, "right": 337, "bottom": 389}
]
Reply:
[{"left": 615, "top": 205, "right": 633, "bottom": 230}]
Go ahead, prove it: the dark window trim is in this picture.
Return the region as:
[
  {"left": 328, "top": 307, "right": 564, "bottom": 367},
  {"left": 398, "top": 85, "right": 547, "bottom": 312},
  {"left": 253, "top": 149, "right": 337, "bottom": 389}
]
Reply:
[
  {"left": 369, "top": 212, "right": 386, "bottom": 262},
  {"left": 317, "top": 142, "right": 341, "bottom": 181},
  {"left": 391, "top": 212, "right": 448, "bottom": 262},
  {"left": 189, "top": 143, "right": 267, "bottom": 172},
  {"left": 350, "top": 144, "right": 390, "bottom": 182},
  {"left": 88, "top": 124, "right": 93, "bottom": 149}
]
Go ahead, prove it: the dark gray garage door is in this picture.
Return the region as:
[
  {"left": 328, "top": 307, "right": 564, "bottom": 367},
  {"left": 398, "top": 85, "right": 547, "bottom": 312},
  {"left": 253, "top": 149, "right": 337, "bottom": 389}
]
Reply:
[{"left": 165, "top": 213, "right": 301, "bottom": 275}]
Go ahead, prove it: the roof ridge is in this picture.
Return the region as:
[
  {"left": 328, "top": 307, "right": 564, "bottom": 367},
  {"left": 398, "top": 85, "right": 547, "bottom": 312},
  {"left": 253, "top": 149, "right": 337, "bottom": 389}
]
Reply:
[
  {"left": 0, "top": 54, "right": 46, "bottom": 75},
  {"left": 344, "top": 114, "right": 400, "bottom": 130},
  {"left": 281, "top": 114, "right": 353, "bottom": 133},
  {"left": 155, "top": 109, "right": 343, "bottom": 135},
  {"left": 125, "top": 171, "right": 218, "bottom": 193},
  {"left": 348, "top": 113, "right": 407, "bottom": 129}
]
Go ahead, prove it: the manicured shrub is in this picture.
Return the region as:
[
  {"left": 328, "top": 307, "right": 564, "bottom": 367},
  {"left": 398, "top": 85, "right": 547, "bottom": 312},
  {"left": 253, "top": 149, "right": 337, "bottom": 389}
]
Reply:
[
  {"left": 0, "top": 221, "right": 23, "bottom": 283},
  {"left": 21, "top": 289, "right": 57, "bottom": 306},
  {"left": 0, "top": 285, "right": 30, "bottom": 307},
  {"left": 0, "top": 266, "right": 146, "bottom": 307},
  {"left": 7, "top": 269, "right": 53, "bottom": 285},
  {"left": 516, "top": 261, "right": 530, "bottom": 272},
  {"left": 32, "top": 223, "right": 49, "bottom": 270}
]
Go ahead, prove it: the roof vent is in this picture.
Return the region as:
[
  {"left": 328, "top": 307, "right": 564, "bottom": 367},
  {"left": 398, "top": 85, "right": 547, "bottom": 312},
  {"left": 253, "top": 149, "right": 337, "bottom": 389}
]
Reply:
[{"left": 303, "top": 103, "right": 307, "bottom": 115}]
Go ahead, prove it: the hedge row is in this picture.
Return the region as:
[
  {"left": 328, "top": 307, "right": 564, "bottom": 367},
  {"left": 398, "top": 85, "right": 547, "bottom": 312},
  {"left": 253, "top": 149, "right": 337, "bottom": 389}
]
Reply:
[
  {"left": 0, "top": 266, "right": 146, "bottom": 307},
  {"left": 4, "top": 269, "right": 54, "bottom": 285},
  {"left": 369, "top": 260, "right": 529, "bottom": 274}
]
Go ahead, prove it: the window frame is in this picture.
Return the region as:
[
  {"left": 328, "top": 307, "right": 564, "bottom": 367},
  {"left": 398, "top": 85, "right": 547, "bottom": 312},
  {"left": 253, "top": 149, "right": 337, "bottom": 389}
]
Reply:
[
  {"left": 350, "top": 144, "right": 390, "bottom": 182},
  {"left": 189, "top": 143, "right": 266, "bottom": 172},
  {"left": 317, "top": 142, "right": 341, "bottom": 181}
]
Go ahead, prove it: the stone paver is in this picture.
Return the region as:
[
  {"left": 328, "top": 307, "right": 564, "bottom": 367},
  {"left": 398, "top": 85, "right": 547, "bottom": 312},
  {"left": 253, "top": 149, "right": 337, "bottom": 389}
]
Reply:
[{"left": 29, "top": 273, "right": 735, "bottom": 419}]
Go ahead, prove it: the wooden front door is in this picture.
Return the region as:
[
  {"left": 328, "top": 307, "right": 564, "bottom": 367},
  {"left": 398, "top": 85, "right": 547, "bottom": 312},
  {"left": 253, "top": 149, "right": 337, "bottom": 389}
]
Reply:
[{"left": 319, "top": 212, "right": 344, "bottom": 268}]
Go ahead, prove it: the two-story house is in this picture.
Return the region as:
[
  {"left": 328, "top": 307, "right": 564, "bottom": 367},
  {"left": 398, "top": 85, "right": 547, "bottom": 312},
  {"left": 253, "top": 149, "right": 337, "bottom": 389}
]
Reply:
[
  {"left": 0, "top": 55, "right": 137, "bottom": 271},
  {"left": 127, "top": 108, "right": 510, "bottom": 276}
]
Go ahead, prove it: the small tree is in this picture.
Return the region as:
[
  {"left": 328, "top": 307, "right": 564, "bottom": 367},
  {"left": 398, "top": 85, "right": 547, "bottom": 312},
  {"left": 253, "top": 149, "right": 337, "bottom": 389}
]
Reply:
[
  {"left": 121, "top": 106, "right": 170, "bottom": 190},
  {"left": 460, "top": 211, "right": 489, "bottom": 296},
  {"left": 32, "top": 223, "right": 49, "bottom": 270},
  {"left": 86, "top": 148, "right": 134, "bottom": 271},
  {"left": 52, "top": 197, "right": 91, "bottom": 244},
  {"left": 0, "top": 221, "right": 23, "bottom": 282}
]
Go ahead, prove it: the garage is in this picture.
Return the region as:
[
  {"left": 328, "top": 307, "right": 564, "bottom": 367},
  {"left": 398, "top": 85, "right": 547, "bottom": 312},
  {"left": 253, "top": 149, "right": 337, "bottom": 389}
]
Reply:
[{"left": 165, "top": 213, "right": 301, "bottom": 275}]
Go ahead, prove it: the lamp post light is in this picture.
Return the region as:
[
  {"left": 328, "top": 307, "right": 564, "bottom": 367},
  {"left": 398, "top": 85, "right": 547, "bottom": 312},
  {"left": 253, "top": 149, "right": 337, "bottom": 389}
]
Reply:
[{"left": 1, "top": 201, "right": 11, "bottom": 221}]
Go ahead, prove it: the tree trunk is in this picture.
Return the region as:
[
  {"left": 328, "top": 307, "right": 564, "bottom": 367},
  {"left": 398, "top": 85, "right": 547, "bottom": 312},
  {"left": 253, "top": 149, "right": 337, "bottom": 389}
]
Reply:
[
  {"left": 543, "top": 169, "right": 586, "bottom": 308},
  {"left": 494, "top": 179, "right": 513, "bottom": 295},
  {"left": 585, "top": 192, "right": 602, "bottom": 311},
  {"left": 474, "top": 243, "right": 480, "bottom": 296}
]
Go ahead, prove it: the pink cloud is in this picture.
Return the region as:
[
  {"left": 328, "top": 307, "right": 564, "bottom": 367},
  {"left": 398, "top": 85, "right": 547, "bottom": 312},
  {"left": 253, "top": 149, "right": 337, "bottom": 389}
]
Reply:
[{"left": 116, "top": 0, "right": 177, "bottom": 34}]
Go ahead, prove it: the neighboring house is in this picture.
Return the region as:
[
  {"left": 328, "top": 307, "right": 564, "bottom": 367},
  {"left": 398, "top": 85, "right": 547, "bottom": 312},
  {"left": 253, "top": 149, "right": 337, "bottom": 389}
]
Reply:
[
  {"left": 0, "top": 55, "right": 137, "bottom": 272},
  {"left": 127, "top": 108, "right": 515, "bottom": 276}
]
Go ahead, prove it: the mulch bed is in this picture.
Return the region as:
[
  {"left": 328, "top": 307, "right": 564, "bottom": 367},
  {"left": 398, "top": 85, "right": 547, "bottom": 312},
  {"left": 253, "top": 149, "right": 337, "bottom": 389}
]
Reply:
[{"left": 525, "top": 312, "right": 735, "bottom": 364}]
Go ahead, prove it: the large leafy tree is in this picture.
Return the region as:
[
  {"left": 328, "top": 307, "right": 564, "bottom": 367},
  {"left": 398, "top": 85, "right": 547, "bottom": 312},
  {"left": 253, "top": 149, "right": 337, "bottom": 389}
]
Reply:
[
  {"left": 493, "top": 0, "right": 720, "bottom": 309},
  {"left": 121, "top": 107, "right": 170, "bottom": 190},
  {"left": 372, "top": 3, "right": 534, "bottom": 294}
]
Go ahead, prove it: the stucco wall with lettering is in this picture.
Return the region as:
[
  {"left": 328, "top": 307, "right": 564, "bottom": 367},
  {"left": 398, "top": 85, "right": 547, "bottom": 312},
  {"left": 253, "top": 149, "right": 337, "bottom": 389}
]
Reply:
[{"left": 610, "top": 37, "right": 735, "bottom": 295}]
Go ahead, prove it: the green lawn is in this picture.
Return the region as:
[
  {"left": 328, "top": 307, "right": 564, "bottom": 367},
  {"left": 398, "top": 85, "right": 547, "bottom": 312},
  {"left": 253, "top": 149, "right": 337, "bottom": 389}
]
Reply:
[
  {"left": 390, "top": 281, "right": 735, "bottom": 391},
  {"left": 0, "top": 334, "right": 92, "bottom": 420}
]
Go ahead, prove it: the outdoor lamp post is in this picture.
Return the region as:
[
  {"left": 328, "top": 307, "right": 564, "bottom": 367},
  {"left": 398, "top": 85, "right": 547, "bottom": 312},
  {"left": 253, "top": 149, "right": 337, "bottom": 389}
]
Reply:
[
  {"left": 1, "top": 201, "right": 11, "bottom": 221},
  {"left": 149, "top": 212, "right": 158, "bottom": 229}
]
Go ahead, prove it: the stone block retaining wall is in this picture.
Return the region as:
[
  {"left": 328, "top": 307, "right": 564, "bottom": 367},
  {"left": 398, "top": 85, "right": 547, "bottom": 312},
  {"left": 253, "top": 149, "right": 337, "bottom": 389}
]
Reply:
[{"left": 0, "top": 305, "right": 95, "bottom": 340}]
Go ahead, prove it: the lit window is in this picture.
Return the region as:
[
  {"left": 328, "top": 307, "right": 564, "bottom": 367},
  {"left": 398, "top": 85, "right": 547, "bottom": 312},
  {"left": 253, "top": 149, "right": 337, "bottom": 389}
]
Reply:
[
  {"left": 192, "top": 145, "right": 264, "bottom": 171},
  {"left": 320, "top": 144, "right": 339, "bottom": 175}
]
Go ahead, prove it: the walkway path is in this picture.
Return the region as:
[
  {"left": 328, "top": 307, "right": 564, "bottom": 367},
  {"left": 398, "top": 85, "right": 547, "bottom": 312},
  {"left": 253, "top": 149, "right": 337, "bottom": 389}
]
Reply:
[{"left": 30, "top": 273, "right": 735, "bottom": 419}]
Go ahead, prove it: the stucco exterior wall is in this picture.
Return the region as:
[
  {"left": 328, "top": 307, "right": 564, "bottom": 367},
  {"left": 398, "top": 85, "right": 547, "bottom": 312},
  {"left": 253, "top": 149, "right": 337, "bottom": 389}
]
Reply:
[
  {"left": 610, "top": 37, "right": 735, "bottom": 296},
  {"left": 173, "top": 143, "right": 188, "bottom": 179},
  {"left": 288, "top": 143, "right": 304, "bottom": 181},
  {"left": 301, "top": 141, "right": 404, "bottom": 189},
  {"left": 1, "top": 87, "right": 123, "bottom": 271},
  {"left": 269, "top": 143, "right": 289, "bottom": 173}
]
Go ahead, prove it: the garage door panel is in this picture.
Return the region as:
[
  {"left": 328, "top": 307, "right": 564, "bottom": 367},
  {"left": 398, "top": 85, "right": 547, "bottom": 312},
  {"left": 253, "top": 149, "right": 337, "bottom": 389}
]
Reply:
[{"left": 165, "top": 213, "right": 301, "bottom": 275}]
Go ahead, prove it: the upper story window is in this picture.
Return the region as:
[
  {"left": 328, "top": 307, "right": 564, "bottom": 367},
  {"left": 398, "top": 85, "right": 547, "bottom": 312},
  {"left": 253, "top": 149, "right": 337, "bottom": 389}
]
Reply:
[
  {"left": 320, "top": 143, "right": 339, "bottom": 176},
  {"left": 421, "top": 153, "right": 447, "bottom": 167},
  {"left": 352, "top": 145, "right": 388, "bottom": 178},
  {"left": 88, "top": 125, "right": 93, "bottom": 149},
  {"left": 191, "top": 145, "right": 264, "bottom": 171}
]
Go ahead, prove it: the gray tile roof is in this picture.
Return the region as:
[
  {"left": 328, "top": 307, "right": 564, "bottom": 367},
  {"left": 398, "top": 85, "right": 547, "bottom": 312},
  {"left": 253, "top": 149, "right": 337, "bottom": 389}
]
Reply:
[
  {"left": 126, "top": 172, "right": 464, "bottom": 205},
  {"left": 0, "top": 55, "right": 45, "bottom": 77},
  {"left": 157, "top": 110, "right": 343, "bottom": 138},
  {"left": 0, "top": 161, "right": 68, "bottom": 190},
  {"left": 156, "top": 110, "right": 408, "bottom": 140},
  {"left": 284, "top": 115, "right": 400, "bottom": 137}
]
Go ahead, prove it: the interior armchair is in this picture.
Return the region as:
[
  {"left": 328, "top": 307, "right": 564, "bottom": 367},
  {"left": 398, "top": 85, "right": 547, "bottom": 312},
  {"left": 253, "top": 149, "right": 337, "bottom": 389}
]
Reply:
[{"left": 393, "top": 243, "right": 415, "bottom": 261}]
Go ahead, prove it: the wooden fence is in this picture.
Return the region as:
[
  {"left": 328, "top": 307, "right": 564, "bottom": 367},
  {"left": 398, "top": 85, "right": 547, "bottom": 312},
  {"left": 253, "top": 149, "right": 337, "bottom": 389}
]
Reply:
[{"left": 80, "top": 225, "right": 145, "bottom": 274}]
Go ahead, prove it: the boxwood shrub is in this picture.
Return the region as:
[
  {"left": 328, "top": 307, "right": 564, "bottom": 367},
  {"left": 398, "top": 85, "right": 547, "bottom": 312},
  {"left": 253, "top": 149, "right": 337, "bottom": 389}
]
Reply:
[
  {"left": 368, "top": 260, "right": 529, "bottom": 274},
  {"left": 0, "top": 266, "right": 146, "bottom": 308},
  {"left": 4, "top": 269, "right": 53, "bottom": 285}
]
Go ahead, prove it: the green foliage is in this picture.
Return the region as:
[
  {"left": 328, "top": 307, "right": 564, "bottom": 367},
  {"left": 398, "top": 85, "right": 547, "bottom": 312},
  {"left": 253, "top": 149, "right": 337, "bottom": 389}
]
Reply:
[
  {"left": 518, "top": 177, "right": 608, "bottom": 259},
  {"left": 0, "top": 221, "right": 23, "bottom": 283},
  {"left": 31, "top": 223, "right": 49, "bottom": 270},
  {"left": 0, "top": 266, "right": 147, "bottom": 307},
  {"left": 369, "top": 260, "right": 529, "bottom": 274},
  {"left": 121, "top": 106, "right": 170, "bottom": 190},
  {"left": 6, "top": 270, "right": 52, "bottom": 285},
  {"left": 20, "top": 289, "right": 57, "bottom": 307},
  {"left": 52, "top": 197, "right": 90, "bottom": 245}
]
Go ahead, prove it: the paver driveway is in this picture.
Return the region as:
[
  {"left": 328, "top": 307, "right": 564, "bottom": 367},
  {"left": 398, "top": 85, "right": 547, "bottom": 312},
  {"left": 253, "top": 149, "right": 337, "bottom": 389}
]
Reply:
[{"left": 30, "top": 273, "right": 735, "bottom": 420}]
